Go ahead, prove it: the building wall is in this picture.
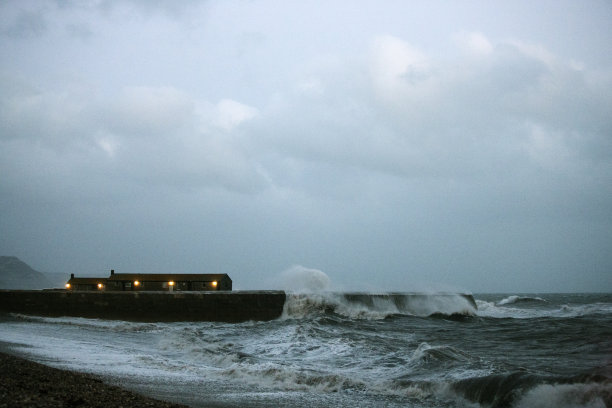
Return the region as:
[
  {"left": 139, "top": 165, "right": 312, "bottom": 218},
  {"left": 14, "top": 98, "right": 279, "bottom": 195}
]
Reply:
[
  {"left": 219, "top": 277, "right": 232, "bottom": 291},
  {"left": 75, "top": 284, "right": 97, "bottom": 291},
  {"left": 103, "top": 279, "right": 231, "bottom": 291}
]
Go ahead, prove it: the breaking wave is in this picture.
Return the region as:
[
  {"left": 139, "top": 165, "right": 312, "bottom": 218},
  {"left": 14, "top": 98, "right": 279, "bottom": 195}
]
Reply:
[
  {"left": 497, "top": 295, "right": 547, "bottom": 305},
  {"left": 274, "top": 266, "right": 477, "bottom": 320},
  {"left": 515, "top": 382, "right": 612, "bottom": 408},
  {"left": 451, "top": 370, "right": 612, "bottom": 408},
  {"left": 9, "top": 314, "right": 163, "bottom": 333},
  {"left": 277, "top": 265, "right": 331, "bottom": 292},
  {"left": 476, "top": 297, "right": 612, "bottom": 319},
  {"left": 282, "top": 292, "right": 477, "bottom": 320},
  {"left": 409, "top": 342, "right": 473, "bottom": 365}
]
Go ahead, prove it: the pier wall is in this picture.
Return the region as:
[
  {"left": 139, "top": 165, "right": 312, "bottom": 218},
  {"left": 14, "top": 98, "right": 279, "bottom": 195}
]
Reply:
[{"left": 0, "top": 290, "right": 286, "bottom": 322}]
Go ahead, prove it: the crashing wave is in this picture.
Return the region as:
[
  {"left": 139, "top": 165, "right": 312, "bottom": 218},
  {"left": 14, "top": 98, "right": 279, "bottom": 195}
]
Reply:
[
  {"left": 451, "top": 370, "right": 612, "bottom": 408},
  {"left": 282, "top": 292, "right": 477, "bottom": 320},
  {"left": 497, "top": 295, "right": 547, "bottom": 306},
  {"left": 515, "top": 381, "right": 612, "bottom": 408},
  {"left": 477, "top": 298, "right": 612, "bottom": 319},
  {"left": 277, "top": 265, "right": 331, "bottom": 292},
  {"left": 409, "top": 342, "right": 472, "bottom": 364}
]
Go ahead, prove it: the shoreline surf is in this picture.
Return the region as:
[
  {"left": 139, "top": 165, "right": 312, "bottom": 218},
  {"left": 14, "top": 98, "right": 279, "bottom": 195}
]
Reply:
[{"left": 0, "top": 293, "right": 610, "bottom": 408}]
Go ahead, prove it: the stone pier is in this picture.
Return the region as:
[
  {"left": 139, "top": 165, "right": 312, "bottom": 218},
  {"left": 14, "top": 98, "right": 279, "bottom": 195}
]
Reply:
[{"left": 0, "top": 290, "right": 286, "bottom": 322}]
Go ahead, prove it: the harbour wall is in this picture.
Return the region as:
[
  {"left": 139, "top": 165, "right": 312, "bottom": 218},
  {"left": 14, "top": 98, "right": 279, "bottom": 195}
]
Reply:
[
  {"left": 0, "top": 290, "right": 286, "bottom": 322},
  {"left": 343, "top": 292, "right": 478, "bottom": 311}
]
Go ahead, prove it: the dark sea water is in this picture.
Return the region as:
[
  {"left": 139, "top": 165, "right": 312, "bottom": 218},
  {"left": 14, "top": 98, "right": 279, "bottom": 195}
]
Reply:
[{"left": 0, "top": 292, "right": 611, "bottom": 407}]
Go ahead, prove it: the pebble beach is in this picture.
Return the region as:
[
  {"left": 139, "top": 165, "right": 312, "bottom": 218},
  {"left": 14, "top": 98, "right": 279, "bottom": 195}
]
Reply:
[{"left": 0, "top": 351, "right": 188, "bottom": 408}]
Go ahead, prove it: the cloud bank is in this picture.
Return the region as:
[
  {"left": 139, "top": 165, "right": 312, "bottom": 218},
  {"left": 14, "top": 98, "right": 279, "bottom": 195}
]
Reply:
[{"left": 1, "top": 1, "right": 611, "bottom": 292}]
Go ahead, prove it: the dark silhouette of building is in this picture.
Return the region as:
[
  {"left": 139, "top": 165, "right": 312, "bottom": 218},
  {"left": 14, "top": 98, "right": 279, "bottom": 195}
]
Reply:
[
  {"left": 65, "top": 274, "right": 107, "bottom": 291},
  {"left": 66, "top": 270, "right": 232, "bottom": 291}
]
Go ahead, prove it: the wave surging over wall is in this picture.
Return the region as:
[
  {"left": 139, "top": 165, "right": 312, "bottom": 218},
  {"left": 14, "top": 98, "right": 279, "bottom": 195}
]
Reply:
[
  {"left": 282, "top": 292, "right": 477, "bottom": 320},
  {"left": 277, "top": 265, "right": 331, "bottom": 292},
  {"left": 276, "top": 265, "right": 477, "bottom": 320}
]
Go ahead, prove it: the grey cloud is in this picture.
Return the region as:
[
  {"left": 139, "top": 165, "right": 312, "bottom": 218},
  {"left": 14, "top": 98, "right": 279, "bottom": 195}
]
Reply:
[
  {"left": 0, "top": 1, "right": 610, "bottom": 292},
  {"left": 254, "top": 36, "right": 611, "bottom": 186},
  {"left": 98, "top": 89, "right": 267, "bottom": 194},
  {"left": 105, "top": 86, "right": 195, "bottom": 138},
  {"left": 0, "top": 84, "right": 90, "bottom": 147},
  {"left": 97, "top": 0, "right": 205, "bottom": 16},
  {"left": 2, "top": 10, "right": 47, "bottom": 38},
  {"left": 0, "top": 77, "right": 267, "bottom": 196},
  {"left": 51, "top": 0, "right": 204, "bottom": 17},
  {"left": 65, "top": 23, "right": 93, "bottom": 40}
]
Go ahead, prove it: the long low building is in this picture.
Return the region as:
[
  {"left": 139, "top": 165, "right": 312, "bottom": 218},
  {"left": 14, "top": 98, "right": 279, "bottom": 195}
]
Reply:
[
  {"left": 66, "top": 270, "right": 232, "bottom": 292},
  {"left": 65, "top": 277, "right": 107, "bottom": 291}
]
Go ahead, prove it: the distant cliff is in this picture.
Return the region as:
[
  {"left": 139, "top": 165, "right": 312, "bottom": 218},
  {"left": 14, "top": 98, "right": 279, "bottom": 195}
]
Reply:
[{"left": 0, "top": 256, "right": 53, "bottom": 290}]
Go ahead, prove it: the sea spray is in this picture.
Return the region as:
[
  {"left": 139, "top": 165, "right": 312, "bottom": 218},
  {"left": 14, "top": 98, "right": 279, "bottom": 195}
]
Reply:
[
  {"left": 476, "top": 296, "right": 612, "bottom": 319},
  {"left": 282, "top": 292, "right": 477, "bottom": 319},
  {"left": 278, "top": 265, "right": 331, "bottom": 292},
  {"left": 497, "top": 295, "right": 547, "bottom": 305},
  {"left": 515, "top": 382, "right": 611, "bottom": 408}
]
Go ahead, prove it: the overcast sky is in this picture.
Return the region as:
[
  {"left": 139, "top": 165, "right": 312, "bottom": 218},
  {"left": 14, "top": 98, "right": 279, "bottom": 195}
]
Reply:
[{"left": 1, "top": 0, "right": 611, "bottom": 292}]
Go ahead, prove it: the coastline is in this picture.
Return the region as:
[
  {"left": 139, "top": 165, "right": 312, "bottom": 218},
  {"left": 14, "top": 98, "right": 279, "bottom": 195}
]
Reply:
[{"left": 0, "top": 349, "right": 189, "bottom": 408}]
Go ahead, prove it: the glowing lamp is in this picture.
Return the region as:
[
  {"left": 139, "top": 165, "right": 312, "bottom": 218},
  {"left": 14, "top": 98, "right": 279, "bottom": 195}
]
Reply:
[
  {"left": 97, "top": 283, "right": 103, "bottom": 289},
  {"left": 168, "top": 281, "right": 175, "bottom": 286},
  {"left": 65, "top": 283, "right": 71, "bottom": 289},
  {"left": 134, "top": 280, "right": 140, "bottom": 287},
  {"left": 212, "top": 281, "right": 218, "bottom": 288}
]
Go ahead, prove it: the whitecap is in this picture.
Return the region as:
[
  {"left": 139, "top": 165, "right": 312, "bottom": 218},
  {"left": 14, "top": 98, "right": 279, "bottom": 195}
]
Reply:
[{"left": 515, "top": 382, "right": 611, "bottom": 408}]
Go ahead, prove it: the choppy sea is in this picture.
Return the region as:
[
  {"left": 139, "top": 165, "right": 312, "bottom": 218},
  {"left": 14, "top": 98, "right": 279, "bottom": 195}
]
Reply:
[{"left": 0, "top": 292, "right": 610, "bottom": 407}]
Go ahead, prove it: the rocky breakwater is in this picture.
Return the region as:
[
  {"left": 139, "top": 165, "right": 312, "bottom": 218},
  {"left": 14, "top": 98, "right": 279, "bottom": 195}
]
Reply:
[{"left": 0, "top": 290, "right": 286, "bottom": 322}]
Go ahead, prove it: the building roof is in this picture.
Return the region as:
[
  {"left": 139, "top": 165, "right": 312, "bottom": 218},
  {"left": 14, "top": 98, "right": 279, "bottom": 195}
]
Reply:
[
  {"left": 67, "top": 277, "right": 107, "bottom": 285},
  {"left": 106, "top": 273, "right": 230, "bottom": 282}
]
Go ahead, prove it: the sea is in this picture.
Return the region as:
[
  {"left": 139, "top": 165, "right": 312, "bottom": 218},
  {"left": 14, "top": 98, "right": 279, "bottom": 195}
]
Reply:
[{"left": 0, "top": 292, "right": 611, "bottom": 408}]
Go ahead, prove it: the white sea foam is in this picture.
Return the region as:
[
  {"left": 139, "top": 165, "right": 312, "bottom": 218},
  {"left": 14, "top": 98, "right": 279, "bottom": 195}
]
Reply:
[
  {"left": 282, "top": 292, "right": 476, "bottom": 320},
  {"left": 497, "top": 295, "right": 547, "bottom": 305},
  {"left": 515, "top": 382, "right": 611, "bottom": 408},
  {"left": 476, "top": 298, "right": 612, "bottom": 319},
  {"left": 11, "top": 314, "right": 164, "bottom": 332},
  {"left": 281, "top": 292, "right": 400, "bottom": 320},
  {"left": 410, "top": 342, "right": 472, "bottom": 365},
  {"left": 221, "top": 362, "right": 371, "bottom": 393},
  {"left": 0, "top": 313, "right": 464, "bottom": 401},
  {"left": 275, "top": 265, "right": 476, "bottom": 319}
]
